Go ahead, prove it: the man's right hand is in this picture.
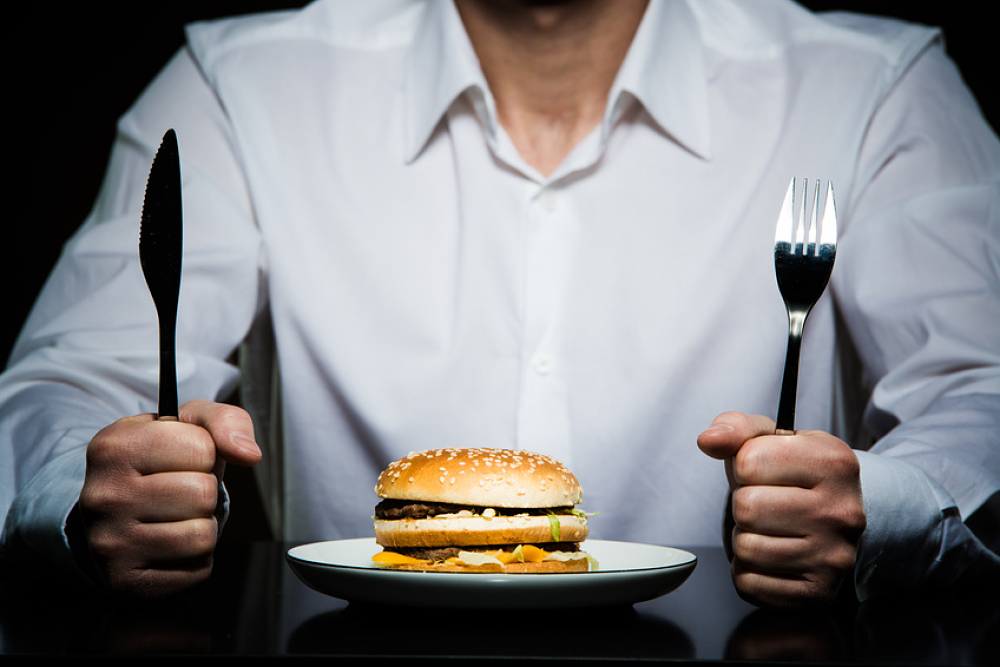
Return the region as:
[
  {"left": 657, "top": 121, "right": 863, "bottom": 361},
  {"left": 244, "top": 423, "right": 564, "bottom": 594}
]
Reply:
[{"left": 78, "top": 399, "right": 262, "bottom": 596}]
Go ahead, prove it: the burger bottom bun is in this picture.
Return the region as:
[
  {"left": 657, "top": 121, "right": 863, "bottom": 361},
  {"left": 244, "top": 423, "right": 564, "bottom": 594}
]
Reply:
[
  {"left": 374, "top": 553, "right": 591, "bottom": 574},
  {"left": 374, "top": 514, "right": 589, "bottom": 548}
]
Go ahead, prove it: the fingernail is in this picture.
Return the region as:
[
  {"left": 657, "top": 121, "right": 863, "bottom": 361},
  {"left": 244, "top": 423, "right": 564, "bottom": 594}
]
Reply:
[
  {"left": 703, "top": 424, "right": 734, "bottom": 434},
  {"left": 231, "top": 432, "right": 260, "bottom": 454}
]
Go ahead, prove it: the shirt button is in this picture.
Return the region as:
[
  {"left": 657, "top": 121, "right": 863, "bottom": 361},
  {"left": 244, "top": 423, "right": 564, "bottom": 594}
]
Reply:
[
  {"left": 537, "top": 187, "right": 559, "bottom": 212},
  {"left": 532, "top": 356, "right": 553, "bottom": 375}
]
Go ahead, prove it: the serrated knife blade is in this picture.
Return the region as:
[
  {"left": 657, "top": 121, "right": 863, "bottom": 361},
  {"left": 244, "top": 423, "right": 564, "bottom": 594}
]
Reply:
[{"left": 139, "top": 129, "right": 183, "bottom": 420}]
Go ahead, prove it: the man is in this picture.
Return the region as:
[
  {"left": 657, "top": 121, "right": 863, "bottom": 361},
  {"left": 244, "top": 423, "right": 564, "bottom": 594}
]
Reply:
[{"left": 2, "top": 0, "right": 998, "bottom": 607}]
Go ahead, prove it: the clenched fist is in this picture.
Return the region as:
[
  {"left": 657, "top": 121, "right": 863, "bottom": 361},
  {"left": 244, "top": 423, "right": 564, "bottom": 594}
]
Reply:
[
  {"left": 78, "top": 399, "right": 261, "bottom": 596},
  {"left": 698, "top": 411, "right": 866, "bottom": 608}
]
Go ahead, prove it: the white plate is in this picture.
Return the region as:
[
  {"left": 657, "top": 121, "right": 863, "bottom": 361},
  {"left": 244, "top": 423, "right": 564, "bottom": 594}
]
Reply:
[{"left": 286, "top": 538, "right": 697, "bottom": 609}]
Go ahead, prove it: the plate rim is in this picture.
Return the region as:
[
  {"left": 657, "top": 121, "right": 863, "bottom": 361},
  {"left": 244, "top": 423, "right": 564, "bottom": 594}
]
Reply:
[
  {"left": 286, "top": 537, "right": 697, "bottom": 575},
  {"left": 285, "top": 538, "right": 698, "bottom": 609}
]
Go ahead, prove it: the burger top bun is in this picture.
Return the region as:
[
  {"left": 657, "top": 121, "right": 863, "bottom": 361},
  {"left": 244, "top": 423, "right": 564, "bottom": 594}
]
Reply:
[{"left": 375, "top": 448, "right": 583, "bottom": 508}]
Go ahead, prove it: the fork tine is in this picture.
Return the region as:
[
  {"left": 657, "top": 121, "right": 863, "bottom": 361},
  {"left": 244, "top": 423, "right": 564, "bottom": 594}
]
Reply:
[
  {"left": 774, "top": 177, "right": 795, "bottom": 245},
  {"left": 820, "top": 181, "right": 837, "bottom": 247},
  {"left": 807, "top": 179, "right": 820, "bottom": 254},
  {"left": 795, "top": 178, "right": 808, "bottom": 250}
]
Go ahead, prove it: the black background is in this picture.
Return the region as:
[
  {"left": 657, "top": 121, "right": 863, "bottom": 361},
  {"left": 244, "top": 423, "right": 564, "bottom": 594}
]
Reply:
[{"left": 5, "top": 2, "right": 997, "bottom": 365}]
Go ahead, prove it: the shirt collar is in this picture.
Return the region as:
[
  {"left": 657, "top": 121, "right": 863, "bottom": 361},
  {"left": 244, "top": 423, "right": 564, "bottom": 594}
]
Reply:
[
  {"left": 404, "top": 0, "right": 711, "bottom": 164},
  {"left": 607, "top": 0, "right": 712, "bottom": 159},
  {"left": 404, "top": 0, "right": 495, "bottom": 163}
]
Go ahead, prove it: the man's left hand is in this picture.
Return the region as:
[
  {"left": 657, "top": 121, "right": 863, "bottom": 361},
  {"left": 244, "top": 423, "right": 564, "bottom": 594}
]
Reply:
[{"left": 697, "top": 411, "right": 866, "bottom": 608}]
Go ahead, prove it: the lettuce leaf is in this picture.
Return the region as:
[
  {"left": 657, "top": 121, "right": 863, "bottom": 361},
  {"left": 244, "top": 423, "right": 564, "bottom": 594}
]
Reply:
[{"left": 545, "top": 511, "right": 561, "bottom": 541}]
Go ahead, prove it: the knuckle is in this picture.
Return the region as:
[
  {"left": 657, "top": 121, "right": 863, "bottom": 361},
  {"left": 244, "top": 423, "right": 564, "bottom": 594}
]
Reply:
[
  {"left": 86, "top": 524, "right": 132, "bottom": 561},
  {"left": 819, "top": 494, "right": 867, "bottom": 538},
  {"left": 211, "top": 404, "right": 256, "bottom": 444},
  {"left": 188, "top": 474, "right": 220, "bottom": 515},
  {"left": 79, "top": 477, "right": 131, "bottom": 515},
  {"left": 178, "top": 430, "right": 218, "bottom": 471},
  {"left": 731, "top": 487, "right": 761, "bottom": 527},
  {"left": 191, "top": 475, "right": 219, "bottom": 515},
  {"left": 822, "top": 443, "right": 861, "bottom": 478},
  {"left": 187, "top": 518, "right": 220, "bottom": 553},
  {"left": 160, "top": 473, "right": 219, "bottom": 515},
  {"left": 734, "top": 446, "right": 762, "bottom": 483},
  {"left": 85, "top": 428, "right": 127, "bottom": 467},
  {"left": 185, "top": 400, "right": 252, "bottom": 432},
  {"left": 214, "top": 403, "right": 250, "bottom": 424},
  {"left": 844, "top": 503, "right": 867, "bottom": 536},
  {"left": 731, "top": 568, "right": 773, "bottom": 608},
  {"left": 731, "top": 530, "right": 763, "bottom": 564},
  {"left": 87, "top": 421, "right": 159, "bottom": 472},
  {"left": 824, "top": 545, "right": 857, "bottom": 574}
]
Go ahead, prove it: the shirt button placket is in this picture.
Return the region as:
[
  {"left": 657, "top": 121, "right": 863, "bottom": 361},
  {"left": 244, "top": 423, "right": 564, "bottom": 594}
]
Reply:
[
  {"left": 537, "top": 186, "right": 559, "bottom": 212},
  {"left": 531, "top": 355, "right": 553, "bottom": 376},
  {"left": 516, "top": 183, "right": 573, "bottom": 464}
]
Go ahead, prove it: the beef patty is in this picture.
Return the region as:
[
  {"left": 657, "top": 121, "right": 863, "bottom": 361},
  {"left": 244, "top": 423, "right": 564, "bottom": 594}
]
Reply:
[{"left": 374, "top": 499, "right": 573, "bottom": 520}]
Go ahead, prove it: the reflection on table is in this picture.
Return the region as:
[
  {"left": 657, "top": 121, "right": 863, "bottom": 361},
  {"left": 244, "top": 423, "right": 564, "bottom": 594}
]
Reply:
[{"left": 1, "top": 542, "right": 997, "bottom": 663}]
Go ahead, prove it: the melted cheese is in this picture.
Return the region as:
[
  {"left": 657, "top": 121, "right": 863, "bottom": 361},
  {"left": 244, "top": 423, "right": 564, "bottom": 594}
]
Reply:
[{"left": 371, "top": 551, "right": 426, "bottom": 565}]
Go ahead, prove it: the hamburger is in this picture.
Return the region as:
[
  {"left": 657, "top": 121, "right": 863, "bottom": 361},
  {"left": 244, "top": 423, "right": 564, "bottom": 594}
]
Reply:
[{"left": 371, "top": 448, "right": 596, "bottom": 572}]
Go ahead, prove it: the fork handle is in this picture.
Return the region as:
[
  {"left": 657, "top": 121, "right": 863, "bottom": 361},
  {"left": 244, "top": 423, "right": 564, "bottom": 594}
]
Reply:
[{"left": 776, "top": 311, "right": 806, "bottom": 433}]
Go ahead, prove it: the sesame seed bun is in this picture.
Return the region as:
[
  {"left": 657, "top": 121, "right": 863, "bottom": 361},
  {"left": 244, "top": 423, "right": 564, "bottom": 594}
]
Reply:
[
  {"left": 372, "top": 448, "right": 595, "bottom": 573},
  {"left": 374, "top": 447, "right": 583, "bottom": 508}
]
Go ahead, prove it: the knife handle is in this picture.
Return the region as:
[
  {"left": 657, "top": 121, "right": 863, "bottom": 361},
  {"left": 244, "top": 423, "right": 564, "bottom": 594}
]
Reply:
[{"left": 158, "top": 324, "right": 178, "bottom": 420}]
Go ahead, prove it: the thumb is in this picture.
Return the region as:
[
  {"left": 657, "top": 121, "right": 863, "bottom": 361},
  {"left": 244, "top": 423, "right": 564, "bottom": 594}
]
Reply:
[
  {"left": 697, "top": 411, "right": 777, "bottom": 460},
  {"left": 180, "top": 398, "right": 262, "bottom": 467}
]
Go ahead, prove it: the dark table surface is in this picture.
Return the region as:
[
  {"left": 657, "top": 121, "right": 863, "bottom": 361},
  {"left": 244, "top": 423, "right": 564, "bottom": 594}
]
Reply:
[{"left": 1, "top": 541, "right": 997, "bottom": 664}]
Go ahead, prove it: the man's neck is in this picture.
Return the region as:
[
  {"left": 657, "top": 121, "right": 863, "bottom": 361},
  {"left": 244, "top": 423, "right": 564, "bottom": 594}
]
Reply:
[{"left": 455, "top": 0, "right": 650, "bottom": 177}]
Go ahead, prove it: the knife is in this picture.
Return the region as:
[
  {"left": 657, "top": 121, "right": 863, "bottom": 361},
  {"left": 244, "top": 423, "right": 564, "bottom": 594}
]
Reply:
[{"left": 139, "top": 129, "right": 183, "bottom": 421}]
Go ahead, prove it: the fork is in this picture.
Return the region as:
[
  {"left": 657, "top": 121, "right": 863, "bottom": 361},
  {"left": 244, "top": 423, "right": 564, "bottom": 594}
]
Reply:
[{"left": 773, "top": 177, "right": 838, "bottom": 434}]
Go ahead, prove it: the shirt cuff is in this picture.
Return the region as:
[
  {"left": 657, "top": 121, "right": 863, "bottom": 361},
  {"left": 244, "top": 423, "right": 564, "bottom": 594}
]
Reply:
[
  {"left": 853, "top": 449, "right": 1000, "bottom": 600},
  {"left": 2, "top": 447, "right": 233, "bottom": 589},
  {"left": 0, "top": 447, "right": 98, "bottom": 587}
]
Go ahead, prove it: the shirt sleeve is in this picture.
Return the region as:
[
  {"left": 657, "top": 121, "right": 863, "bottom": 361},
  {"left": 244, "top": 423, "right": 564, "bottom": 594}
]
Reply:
[
  {"left": 854, "top": 449, "right": 1000, "bottom": 600},
  {"left": 835, "top": 41, "right": 1000, "bottom": 597},
  {"left": 0, "top": 47, "right": 264, "bottom": 581}
]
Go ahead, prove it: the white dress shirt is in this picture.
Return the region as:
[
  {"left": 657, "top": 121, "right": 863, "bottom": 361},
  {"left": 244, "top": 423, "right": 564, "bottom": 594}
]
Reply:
[{"left": 2, "top": 0, "right": 999, "bottom": 599}]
